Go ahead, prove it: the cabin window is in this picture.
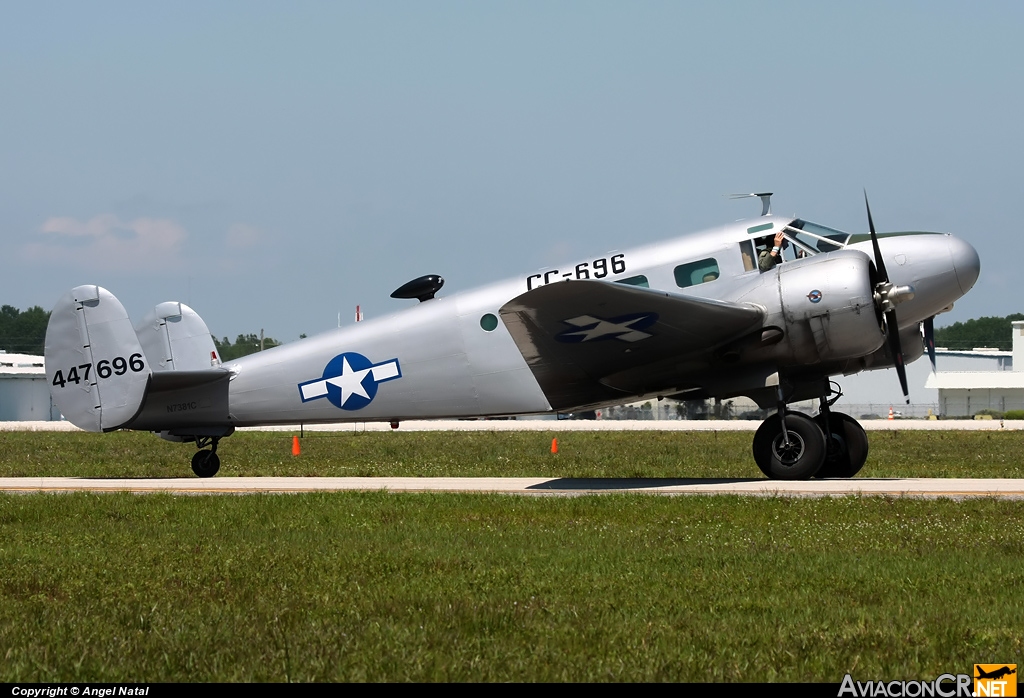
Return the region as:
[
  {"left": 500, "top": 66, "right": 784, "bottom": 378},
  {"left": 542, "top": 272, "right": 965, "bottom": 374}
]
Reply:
[
  {"left": 674, "top": 258, "right": 719, "bottom": 288},
  {"left": 480, "top": 314, "right": 498, "bottom": 331},
  {"left": 616, "top": 275, "right": 650, "bottom": 288},
  {"left": 739, "top": 240, "right": 756, "bottom": 272}
]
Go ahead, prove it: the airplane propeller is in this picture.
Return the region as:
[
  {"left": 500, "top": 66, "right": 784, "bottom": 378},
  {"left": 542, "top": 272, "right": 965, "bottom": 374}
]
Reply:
[
  {"left": 923, "top": 316, "right": 937, "bottom": 371},
  {"left": 865, "top": 191, "right": 914, "bottom": 404}
]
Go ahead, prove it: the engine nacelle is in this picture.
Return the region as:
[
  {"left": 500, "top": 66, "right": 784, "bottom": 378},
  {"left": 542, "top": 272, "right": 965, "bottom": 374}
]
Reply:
[
  {"left": 845, "top": 322, "right": 925, "bottom": 374},
  {"left": 778, "top": 250, "right": 884, "bottom": 363}
]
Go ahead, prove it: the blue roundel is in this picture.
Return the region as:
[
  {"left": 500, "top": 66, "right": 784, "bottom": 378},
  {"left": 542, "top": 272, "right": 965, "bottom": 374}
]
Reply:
[
  {"left": 323, "top": 352, "right": 379, "bottom": 410},
  {"left": 298, "top": 352, "right": 403, "bottom": 410},
  {"left": 807, "top": 289, "right": 823, "bottom": 303}
]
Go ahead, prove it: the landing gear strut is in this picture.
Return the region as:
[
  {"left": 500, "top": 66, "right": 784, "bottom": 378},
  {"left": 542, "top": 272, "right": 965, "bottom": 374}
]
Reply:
[{"left": 191, "top": 436, "right": 221, "bottom": 478}]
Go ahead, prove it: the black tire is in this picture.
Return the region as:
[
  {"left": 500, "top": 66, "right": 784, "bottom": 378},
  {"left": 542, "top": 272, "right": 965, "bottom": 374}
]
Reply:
[
  {"left": 752, "top": 412, "right": 827, "bottom": 480},
  {"left": 191, "top": 450, "right": 221, "bottom": 478},
  {"left": 813, "top": 412, "right": 868, "bottom": 478}
]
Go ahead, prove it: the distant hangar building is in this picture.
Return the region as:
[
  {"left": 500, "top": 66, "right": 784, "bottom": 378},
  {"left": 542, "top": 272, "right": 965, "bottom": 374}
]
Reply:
[
  {"left": 925, "top": 320, "right": 1024, "bottom": 416},
  {"left": 0, "top": 352, "right": 61, "bottom": 421}
]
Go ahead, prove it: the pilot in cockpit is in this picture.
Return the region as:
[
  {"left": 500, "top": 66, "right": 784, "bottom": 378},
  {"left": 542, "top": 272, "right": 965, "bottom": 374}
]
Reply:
[{"left": 757, "top": 231, "right": 787, "bottom": 271}]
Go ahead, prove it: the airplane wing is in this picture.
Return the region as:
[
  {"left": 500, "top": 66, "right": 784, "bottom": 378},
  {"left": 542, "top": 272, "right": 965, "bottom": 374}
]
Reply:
[{"left": 499, "top": 280, "right": 765, "bottom": 409}]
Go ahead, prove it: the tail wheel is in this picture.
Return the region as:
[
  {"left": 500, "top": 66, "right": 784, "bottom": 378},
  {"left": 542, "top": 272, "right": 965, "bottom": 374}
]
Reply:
[
  {"left": 191, "top": 450, "right": 220, "bottom": 478},
  {"left": 814, "top": 412, "right": 868, "bottom": 478},
  {"left": 752, "top": 412, "right": 827, "bottom": 480}
]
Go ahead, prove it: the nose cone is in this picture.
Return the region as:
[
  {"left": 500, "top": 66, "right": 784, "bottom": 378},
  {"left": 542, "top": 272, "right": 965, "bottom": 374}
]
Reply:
[{"left": 949, "top": 235, "right": 981, "bottom": 295}]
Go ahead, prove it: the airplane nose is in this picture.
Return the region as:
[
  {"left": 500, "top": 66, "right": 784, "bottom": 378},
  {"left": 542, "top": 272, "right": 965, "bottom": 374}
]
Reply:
[{"left": 948, "top": 235, "right": 981, "bottom": 295}]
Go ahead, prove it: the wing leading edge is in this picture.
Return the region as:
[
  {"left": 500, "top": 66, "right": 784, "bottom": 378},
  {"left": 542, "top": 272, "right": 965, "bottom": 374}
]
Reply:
[{"left": 499, "top": 280, "right": 765, "bottom": 410}]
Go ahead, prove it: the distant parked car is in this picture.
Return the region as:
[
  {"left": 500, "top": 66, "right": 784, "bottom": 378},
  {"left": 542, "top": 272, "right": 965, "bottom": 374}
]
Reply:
[{"left": 557, "top": 410, "right": 597, "bottom": 420}]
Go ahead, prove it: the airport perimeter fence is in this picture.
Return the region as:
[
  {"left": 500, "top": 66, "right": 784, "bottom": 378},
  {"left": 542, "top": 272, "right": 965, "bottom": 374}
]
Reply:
[{"left": 831, "top": 403, "right": 941, "bottom": 420}]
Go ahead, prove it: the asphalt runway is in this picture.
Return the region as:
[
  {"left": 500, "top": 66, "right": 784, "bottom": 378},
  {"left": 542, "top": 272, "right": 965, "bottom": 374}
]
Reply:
[{"left": 2, "top": 476, "right": 1024, "bottom": 498}]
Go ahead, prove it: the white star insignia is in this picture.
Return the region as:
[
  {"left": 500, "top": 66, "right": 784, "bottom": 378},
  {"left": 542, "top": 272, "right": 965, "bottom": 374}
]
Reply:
[
  {"left": 561, "top": 315, "right": 653, "bottom": 342},
  {"left": 326, "top": 356, "right": 372, "bottom": 406}
]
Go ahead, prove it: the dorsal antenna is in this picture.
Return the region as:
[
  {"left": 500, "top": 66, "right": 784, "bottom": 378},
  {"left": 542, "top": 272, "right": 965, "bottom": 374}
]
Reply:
[{"left": 727, "top": 192, "right": 773, "bottom": 216}]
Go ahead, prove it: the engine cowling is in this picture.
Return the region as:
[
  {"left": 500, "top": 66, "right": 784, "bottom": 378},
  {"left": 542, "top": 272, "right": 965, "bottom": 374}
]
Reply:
[
  {"left": 777, "top": 250, "right": 885, "bottom": 363},
  {"left": 846, "top": 322, "right": 925, "bottom": 374}
]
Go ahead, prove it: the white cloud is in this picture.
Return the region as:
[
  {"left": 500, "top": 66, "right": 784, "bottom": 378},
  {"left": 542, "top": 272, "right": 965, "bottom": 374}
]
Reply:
[{"left": 23, "top": 215, "right": 188, "bottom": 272}]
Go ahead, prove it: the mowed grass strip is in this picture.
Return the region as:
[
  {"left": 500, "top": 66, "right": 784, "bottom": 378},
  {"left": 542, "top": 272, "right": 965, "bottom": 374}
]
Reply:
[
  {"left": 0, "top": 493, "right": 1021, "bottom": 682},
  {"left": 0, "top": 429, "right": 1022, "bottom": 478}
]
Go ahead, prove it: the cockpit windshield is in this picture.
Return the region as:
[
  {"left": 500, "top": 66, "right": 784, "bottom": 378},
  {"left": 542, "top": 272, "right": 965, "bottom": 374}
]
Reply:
[{"left": 784, "top": 219, "right": 852, "bottom": 255}]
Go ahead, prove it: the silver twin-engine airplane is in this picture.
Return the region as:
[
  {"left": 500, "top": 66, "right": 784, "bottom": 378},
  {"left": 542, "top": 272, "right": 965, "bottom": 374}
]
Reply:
[{"left": 45, "top": 194, "right": 979, "bottom": 480}]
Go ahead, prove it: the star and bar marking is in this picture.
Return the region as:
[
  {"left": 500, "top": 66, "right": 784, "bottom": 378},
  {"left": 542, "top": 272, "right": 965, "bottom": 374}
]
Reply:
[
  {"left": 298, "top": 352, "right": 402, "bottom": 411},
  {"left": 555, "top": 313, "right": 659, "bottom": 343}
]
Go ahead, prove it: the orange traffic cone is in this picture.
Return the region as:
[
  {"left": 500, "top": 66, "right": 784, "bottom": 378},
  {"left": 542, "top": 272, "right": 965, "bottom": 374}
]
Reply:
[
  {"left": 551, "top": 438, "right": 558, "bottom": 454},
  {"left": 292, "top": 435, "right": 301, "bottom": 456},
  {"left": 888, "top": 406, "right": 894, "bottom": 421}
]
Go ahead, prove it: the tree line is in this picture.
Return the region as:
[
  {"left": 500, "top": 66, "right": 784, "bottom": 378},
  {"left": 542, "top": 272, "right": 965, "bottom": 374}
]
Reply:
[
  {"left": 0, "top": 305, "right": 49, "bottom": 355},
  {"left": 213, "top": 334, "right": 281, "bottom": 361},
  {"left": 932, "top": 314, "right": 1024, "bottom": 351}
]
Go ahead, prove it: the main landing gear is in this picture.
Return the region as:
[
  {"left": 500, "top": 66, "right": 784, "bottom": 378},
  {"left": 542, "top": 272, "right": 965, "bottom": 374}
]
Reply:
[
  {"left": 752, "top": 384, "right": 869, "bottom": 480},
  {"left": 191, "top": 436, "right": 221, "bottom": 478},
  {"left": 814, "top": 410, "right": 868, "bottom": 479}
]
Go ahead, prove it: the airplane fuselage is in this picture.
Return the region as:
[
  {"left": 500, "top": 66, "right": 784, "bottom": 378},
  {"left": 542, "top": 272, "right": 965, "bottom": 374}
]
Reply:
[{"left": 204, "top": 214, "right": 978, "bottom": 426}]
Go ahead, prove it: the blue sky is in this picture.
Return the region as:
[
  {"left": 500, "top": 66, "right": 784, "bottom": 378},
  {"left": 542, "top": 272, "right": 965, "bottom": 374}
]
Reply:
[{"left": 2, "top": 1, "right": 1021, "bottom": 342}]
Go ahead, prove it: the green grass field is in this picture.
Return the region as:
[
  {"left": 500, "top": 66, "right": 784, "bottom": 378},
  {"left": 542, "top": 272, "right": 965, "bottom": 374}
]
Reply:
[
  {"left": 0, "top": 429, "right": 1022, "bottom": 478},
  {"left": 0, "top": 493, "right": 1021, "bottom": 682},
  {"left": 0, "top": 430, "right": 1021, "bottom": 682}
]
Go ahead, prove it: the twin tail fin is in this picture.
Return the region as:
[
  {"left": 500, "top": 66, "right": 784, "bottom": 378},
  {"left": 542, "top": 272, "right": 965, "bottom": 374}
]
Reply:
[{"left": 45, "top": 285, "right": 224, "bottom": 432}]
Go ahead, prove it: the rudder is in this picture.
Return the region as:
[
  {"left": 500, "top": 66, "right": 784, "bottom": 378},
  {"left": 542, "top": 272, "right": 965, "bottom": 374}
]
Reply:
[
  {"left": 135, "top": 301, "right": 221, "bottom": 372},
  {"left": 45, "top": 285, "right": 152, "bottom": 431}
]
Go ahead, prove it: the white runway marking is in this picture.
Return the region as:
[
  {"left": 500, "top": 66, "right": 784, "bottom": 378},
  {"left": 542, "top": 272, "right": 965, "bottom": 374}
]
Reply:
[{"left": 1, "top": 477, "right": 1023, "bottom": 498}]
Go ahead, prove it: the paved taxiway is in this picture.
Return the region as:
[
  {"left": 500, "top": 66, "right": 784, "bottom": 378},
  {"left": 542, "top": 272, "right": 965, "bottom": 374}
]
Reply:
[
  {"left": 2, "top": 476, "right": 1023, "bottom": 498},
  {"left": 3, "top": 420, "right": 1020, "bottom": 498}
]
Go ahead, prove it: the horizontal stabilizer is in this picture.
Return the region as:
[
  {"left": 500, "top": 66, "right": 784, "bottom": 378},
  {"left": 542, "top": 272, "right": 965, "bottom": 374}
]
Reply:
[
  {"left": 121, "top": 368, "right": 233, "bottom": 432},
  {"left": 45, "top": 285, "right": 152, "bottom": 431}
]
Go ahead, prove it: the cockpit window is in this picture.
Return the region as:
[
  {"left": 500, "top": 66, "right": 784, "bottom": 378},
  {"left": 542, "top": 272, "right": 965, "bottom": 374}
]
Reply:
[
  {"left": 787, "top": 219, "right": 851, "bottom": 253},
  {"left": 739, "top": 240, "right": 756, "bottom": 271}
]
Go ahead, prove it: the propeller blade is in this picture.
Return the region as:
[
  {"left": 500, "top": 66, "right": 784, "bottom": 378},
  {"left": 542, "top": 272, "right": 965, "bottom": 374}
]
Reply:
[
  {"left": 864, "top": 190, "right": 889, "bottom": 282},
  {"left": 923, "top": 317, "right": 937, "bottom": 372},
  {"left": 886, "top": 309, "right": 910, "bottom": 404},
  {"left": 864, "top": 191, "right": 908, "bottom": 403}
]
